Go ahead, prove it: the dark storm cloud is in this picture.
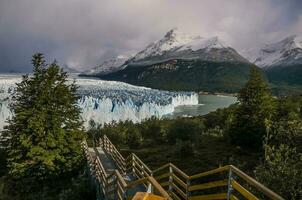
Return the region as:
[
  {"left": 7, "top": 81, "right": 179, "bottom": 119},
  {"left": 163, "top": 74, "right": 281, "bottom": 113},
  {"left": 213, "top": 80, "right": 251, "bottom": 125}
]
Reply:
[{"left": 0, "top": 0, "right": 301, "bottom": 72}]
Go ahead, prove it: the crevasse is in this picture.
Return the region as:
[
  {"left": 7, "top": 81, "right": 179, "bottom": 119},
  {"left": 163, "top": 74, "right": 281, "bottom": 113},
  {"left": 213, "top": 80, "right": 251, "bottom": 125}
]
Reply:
[{"left": 0, "top": 75, "right": 198, "bottom": 130}]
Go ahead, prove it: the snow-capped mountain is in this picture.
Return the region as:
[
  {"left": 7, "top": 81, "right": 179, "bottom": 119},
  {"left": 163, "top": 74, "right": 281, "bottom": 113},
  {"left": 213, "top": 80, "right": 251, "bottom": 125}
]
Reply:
[
  {"left": 82, "top": 55, "right": 129, "bottom": 76},
  {"left": 127, "top": 28, "right": 248, "bottom": 66},
  {"left": 253, "top": 35, "right": 302, "bottom": 68},
  {"left": 132, "top": 28, "right": 225, "bottom": 61},
  {"left": 98, "top": 29, "right": 253, "bottom": 92}
]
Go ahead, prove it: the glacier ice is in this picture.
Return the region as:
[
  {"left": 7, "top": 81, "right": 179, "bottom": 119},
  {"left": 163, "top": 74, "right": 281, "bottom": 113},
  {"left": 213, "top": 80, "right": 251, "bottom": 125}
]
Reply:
[{"left": 0, "top": 74, "right": 198, "bottom": 130}]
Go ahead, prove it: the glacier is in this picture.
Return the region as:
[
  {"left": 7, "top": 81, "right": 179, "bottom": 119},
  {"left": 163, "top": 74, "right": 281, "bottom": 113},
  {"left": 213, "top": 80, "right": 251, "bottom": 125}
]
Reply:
[{"left": 0, "top": 74, "right": 198, "bottom": 129}]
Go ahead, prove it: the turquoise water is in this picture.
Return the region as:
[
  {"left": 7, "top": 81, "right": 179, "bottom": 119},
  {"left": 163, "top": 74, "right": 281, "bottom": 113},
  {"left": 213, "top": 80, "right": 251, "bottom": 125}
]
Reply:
[{"left": 171, "top": 94, "right": 237, "bottom": 117}]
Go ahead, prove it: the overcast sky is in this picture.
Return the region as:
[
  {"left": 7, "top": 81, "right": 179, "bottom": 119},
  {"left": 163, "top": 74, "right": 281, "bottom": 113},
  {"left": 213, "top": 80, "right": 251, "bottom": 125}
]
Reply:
[{"left": 0, "top": 0, "right": 301, "bottom": 72}]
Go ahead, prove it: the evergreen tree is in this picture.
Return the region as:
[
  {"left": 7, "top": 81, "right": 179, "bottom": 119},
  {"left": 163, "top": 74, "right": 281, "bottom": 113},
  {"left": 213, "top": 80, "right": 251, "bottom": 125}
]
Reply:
[
  {"left": 255, "top": 119, "right": 302, "bottom": 199},
  {"left": 229, "top": 67, "right": 275, "bottom": 149},
  {"left": 2, "top": 54, "right": 84, "bottom": 193}
]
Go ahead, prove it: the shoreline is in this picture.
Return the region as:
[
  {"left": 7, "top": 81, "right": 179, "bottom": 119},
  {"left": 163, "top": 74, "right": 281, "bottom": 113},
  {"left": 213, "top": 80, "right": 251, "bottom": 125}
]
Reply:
[{"left": 198, "top": 91, "right": 237, "bottom": 97}]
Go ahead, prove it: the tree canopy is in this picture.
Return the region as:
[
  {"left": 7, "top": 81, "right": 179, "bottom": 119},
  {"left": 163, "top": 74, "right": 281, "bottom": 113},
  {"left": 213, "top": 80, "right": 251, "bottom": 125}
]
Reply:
[
  {"left": 2, "top": 54, "right": 85, "bottom": 193},
  {"left": 229, "top": 67, "right": 275, "bottom": 149}
]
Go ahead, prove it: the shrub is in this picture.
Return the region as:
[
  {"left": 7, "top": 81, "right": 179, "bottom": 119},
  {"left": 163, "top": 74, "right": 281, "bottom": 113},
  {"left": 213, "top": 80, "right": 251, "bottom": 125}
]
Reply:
[{"left": 126, "top": 126, "right": 142, "bottom": 149}]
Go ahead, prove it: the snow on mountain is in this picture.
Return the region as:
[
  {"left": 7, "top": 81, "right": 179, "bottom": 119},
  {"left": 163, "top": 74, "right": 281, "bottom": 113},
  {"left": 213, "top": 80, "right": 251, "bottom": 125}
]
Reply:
[
  {"left": 253, "top": 35, "right": 302, "bottom": 68},
  {"left": 0, "top": 74, "right": 198, "bottom": 129},
  {"left": 83, "top": 55, "right": 129, "bottom": 76},
  {"left": 132, "top": 28, "right": 227, "bottom": 62}
]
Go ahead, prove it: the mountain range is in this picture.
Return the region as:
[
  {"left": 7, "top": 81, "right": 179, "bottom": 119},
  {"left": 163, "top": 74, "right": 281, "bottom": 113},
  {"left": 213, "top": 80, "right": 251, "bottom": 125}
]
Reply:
[
  {"left": 80, "top": 29, "right": 302, "bottom": 93},
  {"left": 252, "top": 35, "right": 302, "bottom": 86}
]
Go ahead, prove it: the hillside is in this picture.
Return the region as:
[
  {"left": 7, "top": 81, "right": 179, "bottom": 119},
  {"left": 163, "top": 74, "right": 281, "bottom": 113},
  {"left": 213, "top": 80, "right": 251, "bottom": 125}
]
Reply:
[
  {"left": 101, "top": 59, "right": 254, "bottom": 92},
  {"left": 95, "top": 29, "right": 254, "bottom": 92}
]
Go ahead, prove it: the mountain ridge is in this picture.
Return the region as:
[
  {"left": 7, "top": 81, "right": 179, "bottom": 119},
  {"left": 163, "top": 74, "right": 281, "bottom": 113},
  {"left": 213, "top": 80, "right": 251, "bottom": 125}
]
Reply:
[
  {"left": 91, "top": 28, "right": 255, "bottom": 92},
  {"left": 249, "top": 35, "right": 302, "bottom": 87},
  {"left": 253, "top": 35, "right": 302, "bottom": 68}
]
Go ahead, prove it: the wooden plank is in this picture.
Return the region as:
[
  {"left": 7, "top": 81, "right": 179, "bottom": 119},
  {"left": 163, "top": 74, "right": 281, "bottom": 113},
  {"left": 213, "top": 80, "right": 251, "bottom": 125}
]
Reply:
[
  {"left": 133, "top": 159, "right": 150, "bottom": 177},
  {"left": 188, "top": 193, "right": 227, "bottom": 200},
  {"left": 188, "top": 179, "right": 228, "bottom": 192},
  {"left": 231, "top": 180, "right": 259, "bottom": 200},
  {"left": 127, "top": 177, "right": 147, "bottom": 188},
  {"left": 155, "top": 173, "right": 170, "bottom": 181},
  {"left": 189, "top": 166, "right": 229, "bottom": 180},
  {"left": 117, "top": 189, "right": 123, "bottom": 200},
  {"left": 230, "top": 195, "right": 239, "bottom": 200},
  {"left": 133, "top": 165, "right": 144, "bottom": 179},
  {"left": 170, "top": 163, "right": 189, "bottom": 180},
  {"left": 171, "top": 173, "right": 187, "bottom": 189},
  {"left": 171, "top": 182, "right": 186, "bottom": 199},
  {"left": 147, "top": 177, "right": 172, "bottom": 200},
  {"left": 170, "top": 191, "right": 182, "bottom": 200},
  {"left": 132, "top": 154, "right": 152, "bottom": 174},
  {"left": 153, "top": 163, "right": 170, "bottom": 174},
  {"left": 117, "top": 181, "right": 125, "bottom": 195}
]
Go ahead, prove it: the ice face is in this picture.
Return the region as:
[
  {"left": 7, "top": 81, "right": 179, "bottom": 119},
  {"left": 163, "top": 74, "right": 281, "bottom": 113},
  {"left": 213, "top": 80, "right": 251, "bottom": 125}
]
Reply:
[{"left": 0, "top": 74, "right": 198, "bottom": 130}]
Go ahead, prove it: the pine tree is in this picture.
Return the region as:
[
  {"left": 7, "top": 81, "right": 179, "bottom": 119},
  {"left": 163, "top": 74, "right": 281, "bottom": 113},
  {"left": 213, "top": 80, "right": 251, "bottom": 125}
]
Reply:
[
  {"left": 229, "top": 67, "right": 275, "bottom": 149},
  {"left": 2, "top": 54, "right": 85, "bottom": 192}
]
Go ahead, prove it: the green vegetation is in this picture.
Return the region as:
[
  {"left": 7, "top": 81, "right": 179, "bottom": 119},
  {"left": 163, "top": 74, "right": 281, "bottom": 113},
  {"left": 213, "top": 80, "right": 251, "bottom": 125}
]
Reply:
[
  {"left": 255, "top": 101, "right": 302, "bottom": 199},
  {"left": 90, "top": 59, "right": 302, "bottom": 96},
  {"left": 0, "top": 54, "right": 94, "bottom": 200},
  {"left": 90, "top": 67, "right": 302, "bottom": 199},
  {"left": 89, "top": 116, "right": 260, "bottom": 174},
  {"left": 100, "top": 60, "right": 254, "bottom": 93},
  {"left": 228, "top": 67, "right": 275, "bottom": 150},
  {"left": 265, "top": 64, "right": 302, "bottom": 85}
]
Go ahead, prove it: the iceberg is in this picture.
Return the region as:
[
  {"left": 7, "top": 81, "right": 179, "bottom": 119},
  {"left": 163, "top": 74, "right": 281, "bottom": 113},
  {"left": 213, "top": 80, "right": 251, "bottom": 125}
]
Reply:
[{"left": 0, "top": 74, "right": 198, "bottom": 130}]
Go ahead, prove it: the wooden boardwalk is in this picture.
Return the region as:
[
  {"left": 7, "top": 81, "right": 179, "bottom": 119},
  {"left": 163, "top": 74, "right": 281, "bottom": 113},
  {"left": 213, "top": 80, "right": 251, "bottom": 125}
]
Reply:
[{"left": 83, "top": 136, "right": 284, "bottom": 200}]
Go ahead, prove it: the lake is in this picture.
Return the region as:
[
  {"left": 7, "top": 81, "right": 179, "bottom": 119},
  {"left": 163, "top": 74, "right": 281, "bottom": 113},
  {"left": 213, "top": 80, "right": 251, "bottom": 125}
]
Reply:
[{"left": 171, "top": 94, "right": 237, "bottom": 117}]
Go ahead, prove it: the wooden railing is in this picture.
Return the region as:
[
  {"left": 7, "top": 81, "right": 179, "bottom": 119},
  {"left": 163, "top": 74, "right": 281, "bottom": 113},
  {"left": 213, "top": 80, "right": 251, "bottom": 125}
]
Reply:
[
  {"left": 97, "top": 135, "right": 284, "bottom": 200},
  {"left": 101, "top": 135, "right": 126, "bottom": 173},
  {"left": 126, "top": 153, "right": 153, "bottom": 179},
  {"left": 83, "top": 139, "right": 171, "bottom": 200}
]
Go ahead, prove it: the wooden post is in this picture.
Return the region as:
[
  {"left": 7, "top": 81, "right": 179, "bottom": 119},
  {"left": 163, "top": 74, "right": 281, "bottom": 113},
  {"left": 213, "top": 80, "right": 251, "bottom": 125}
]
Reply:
[
  {"left": 227, "top": 168, "right": 233, "bottom": 200},
  {"left": 99, "top": 137, "right": 103, "bottom": 148},
  {"left": 132, "top": 154, "right": 135, "bottom": 176},
  {"left": 115, "top": 176, "right": 118, "bottom": 200},
  {"left": 142, "top": 165, "right": 145, "bottom": 177},
  {"left": 168, "top": 164, "right": 173, "bottom": 193},
  {"left": 186, "top": 179, "right": 191, "bottom": 200}
]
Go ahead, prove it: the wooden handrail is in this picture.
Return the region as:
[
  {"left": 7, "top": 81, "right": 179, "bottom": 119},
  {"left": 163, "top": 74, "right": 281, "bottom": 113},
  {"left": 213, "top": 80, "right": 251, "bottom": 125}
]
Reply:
[
  {"left": 170, "top": 163, "right": 190, "bottom": 180},
  {"left": 83, "top": 139, "right": 172, "bottom": 200},
  {"left": 147, "top": 176, "right": 172, "bottom": 200},
  {"left": 84, "top": 136, "right": 284, "bottom": 200},
  {"left": 189, "top": 165, "right": 230, "bottom": 180},
  {"left": 230, "top": 165, "right": 284, "bottom": 200},
  {"left": 132, "top": 153, "right": 152, "bottom": 174},
  {"left": 152, "top": 163, "right": 170, "bottom": 174}
]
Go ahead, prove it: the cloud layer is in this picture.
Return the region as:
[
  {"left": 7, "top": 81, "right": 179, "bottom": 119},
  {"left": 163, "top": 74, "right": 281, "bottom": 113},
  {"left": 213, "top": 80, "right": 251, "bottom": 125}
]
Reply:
[{"left": 0, "top": 0, "right": 301, "bottom": 72}]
